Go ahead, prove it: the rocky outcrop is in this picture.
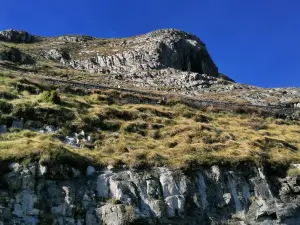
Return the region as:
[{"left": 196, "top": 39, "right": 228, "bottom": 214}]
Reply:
[
  {"left": 58, "top": 29, "right": 218, "bottom": 76},
  {"left": 0, "top": 46, "right": 34, "bottom": 64},
  {"left": 57, "top": 35, "right": 94, "bottom": 42},
  {"left": 41, "top": 29, "right": 230, "bottom": 90},
  {"left": 0, "top": 29, "right": 35, "bottom": 43},
  {"left": 1, "top": 163, "right": 300, "bottom": 224},
  {"left": 0, "top": 28, "right": 233, "bottom": 92}
]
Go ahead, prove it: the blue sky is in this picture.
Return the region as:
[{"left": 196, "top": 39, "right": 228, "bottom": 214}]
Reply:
[{"left": 1, "top": 0, "right": 299, "bottom": 87}]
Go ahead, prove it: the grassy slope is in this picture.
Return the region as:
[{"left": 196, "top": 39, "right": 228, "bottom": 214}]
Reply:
[{"left": 1, "top": 74, "right": 300, "bottom": 171}]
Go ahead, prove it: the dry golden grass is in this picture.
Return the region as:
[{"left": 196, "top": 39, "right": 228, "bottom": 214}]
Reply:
[{"left": 1, "top": 75, "right": 300, "bottom": 170}]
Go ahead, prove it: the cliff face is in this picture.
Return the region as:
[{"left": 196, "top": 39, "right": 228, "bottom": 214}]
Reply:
[
  {"left": 1, "top": 163, "right": 300, "bottom": 225},
  {"left": 0, "top": 28, "right": 233, "bottom": 91},
  {"left": 63, "top": 29, "right": 219, "bottom": 76},
  {"left": 0, "top": 28, "right": 218, "bottom": 77}
]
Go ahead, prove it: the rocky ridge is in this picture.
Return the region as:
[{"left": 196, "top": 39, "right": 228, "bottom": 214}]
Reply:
[
  {"left": 0, "top": 28, "right": 233, "bottom": 91},
  {"left": 1, "top": 28, "right": 300, "bottom": 107},
  {"left": 0, "top": 29, "right": 36, "bottom": 43}
]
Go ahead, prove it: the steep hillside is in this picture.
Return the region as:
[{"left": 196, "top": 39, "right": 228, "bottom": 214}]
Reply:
[
  {"left": 1, "top": 28, "right": 300, "bottom": 107},
  {"left": 1, "top": 28, "right": 300, "bottom": 225}
]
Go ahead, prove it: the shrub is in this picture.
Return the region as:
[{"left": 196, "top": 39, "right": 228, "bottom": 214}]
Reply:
[
  {"left": 14, "top": 82, "right": 41, "bottom": 94},
  {"left": 194, "top": 113, "right": 212, "bottom": 123},
  {"left": 234, "top": 106, "right": 259, "bottom": 115},
  {"left": 123, "top": 121, "right": 148, "bottom": 136},
  {"left": 109, "top": 198, "right": 121, "bottom": 205},
  {"left": 40, "top": 90, "right": 61, "bottom": 104},
  {"left": 0, "top": 100, "right": 12, "bottom": 114},
  {"left": 167, "top": 140, "right": 178, "bottom": 148},
  {"left": 12, "top": 102, "right": 37, "bottom": 119},
  {"left": 0, "top": 91, "right": 17, "bottom": 100}
]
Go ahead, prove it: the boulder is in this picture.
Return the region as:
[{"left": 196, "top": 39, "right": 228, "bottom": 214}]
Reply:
[
  {"left": 11, "top": 119, "right": 24, "bottom": 130},
  {"left": 0, "top": 125, "right": 7, "bottom": 134}
]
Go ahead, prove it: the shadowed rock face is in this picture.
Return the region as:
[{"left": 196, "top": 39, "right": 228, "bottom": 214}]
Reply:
[
  {"left": 0, "top": 29, "right": 35, "bottom": 43},
  {"left": 143, "top": 29, "right": 218, "bottom": 76}
]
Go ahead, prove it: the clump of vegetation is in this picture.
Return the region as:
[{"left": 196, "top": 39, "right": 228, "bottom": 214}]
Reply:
[
  {"left": 123, "top": 121, "right": 148, "bottom": 136},
  {"left": 0, "top": 100, "right": 12, "bottom": 114},
  {"left": 287, "top": 167, "right": 300, "bottom": 176},
  {"left": 0, "top": 91, "right": 17, "bottom": 100},
  {"left": 194, "top": 113, "right": 212, "bottom": 123},
  {"left": 108, "top": 198, "right": 122, "bottom": 205},
  {"left": 40, "top": 90, "right": 61, "bottom": 104}
]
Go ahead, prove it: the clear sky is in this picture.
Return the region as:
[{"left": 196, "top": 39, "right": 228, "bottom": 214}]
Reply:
[{"left": 1, "top": 0, "right": 299, "bottom": 87}]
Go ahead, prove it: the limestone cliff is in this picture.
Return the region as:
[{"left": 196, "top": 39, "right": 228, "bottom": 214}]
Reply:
[{"left": 1, "top": 163, "right": 300, "bottom": 225}]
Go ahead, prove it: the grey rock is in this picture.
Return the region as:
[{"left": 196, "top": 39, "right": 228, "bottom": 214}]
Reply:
[
  {"left": 57, "top": 35, "right": 94, "bottom": 42},
  {"left": 223, "top": 193, "right": 232, "bottom": 206},
  {"left": 44, "top": 49, "right": 69, "bottom": 61},
  {"left": 47, "top": 29, "right": 231, "bottom": 91},
  {"left": 44, "top": 125, "right": 57, "bottom": 133},
  {"left": 86, "top": 166, "right": 96, "bottom": 176},
  {"left": 65, "top": 136, "right": 79, "bottom": 147},
  {"left": 0, "top": 29, "right": 35, "bottom": 43},
  {"left": 100, "top": 204, "right": 136, "bottom": 225},
  {"left": 11, "top": 118, "right": 24, "bottom": 130},
  {"left": 2, "top": 156, "right": 300, "bottom": 224},
  {"left": 0, "top": 125, "right": 7, "bottom": 134}
]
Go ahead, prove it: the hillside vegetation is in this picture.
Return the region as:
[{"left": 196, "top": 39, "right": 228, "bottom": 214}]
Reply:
[{"left": 1, "top": 74, "right": 300, "bottom": 170}]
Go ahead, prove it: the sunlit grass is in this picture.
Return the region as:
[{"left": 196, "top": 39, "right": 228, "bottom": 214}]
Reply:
[{"left": 1, "top": 75, "right": 300, "bottom": 170}]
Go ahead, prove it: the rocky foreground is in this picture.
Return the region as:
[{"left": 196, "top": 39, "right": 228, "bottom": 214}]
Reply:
[{"left": 1, "top": 163, "right": 300, "bottom": 225}]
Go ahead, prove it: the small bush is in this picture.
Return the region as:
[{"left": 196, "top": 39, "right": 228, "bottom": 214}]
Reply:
[
  {"left": 0, "top": 91, "right": 17, "bottom": 100},
  {"left": 234, "top": 106, "right": 259, "bottom": 115},
  {"left": 100, "top": 120, "right": 121, "bottom": 131},
  {"left": 123, "top": 121, "right": 148, "bottom": 136},
  {"left": 40, "top": 90, "right": 61, "bottom": 104},
  {"left": 12, "top": 102, "right": 37, "bottom": 119},
  {"left": 15, "top": 82, "right": 40, "bottom": 94},
  {"left": 0, "top": 100, "right": 12, "bottom": 114},
  {"left": 167, "top": 140, "right": 178, "bottom": 148},
  {"left": 109, "top": 198, "right": 122, "bottom": 205},
  {"left": 194, "top": 113, "right": 212, "bottom": 123}
]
